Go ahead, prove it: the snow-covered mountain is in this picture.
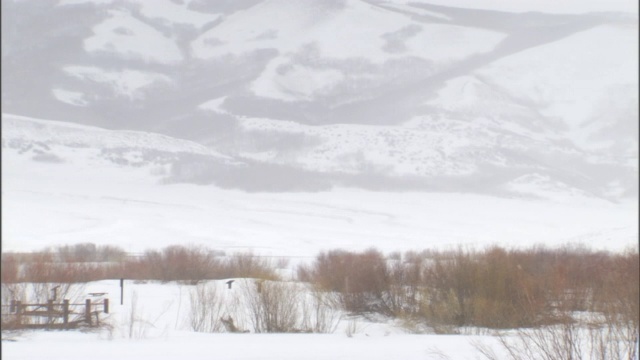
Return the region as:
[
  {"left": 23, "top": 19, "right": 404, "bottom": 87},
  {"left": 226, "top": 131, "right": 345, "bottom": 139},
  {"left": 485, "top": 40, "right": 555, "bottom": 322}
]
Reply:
[{"left": 1, "top": 0, "right": 638, "bottom": 200}]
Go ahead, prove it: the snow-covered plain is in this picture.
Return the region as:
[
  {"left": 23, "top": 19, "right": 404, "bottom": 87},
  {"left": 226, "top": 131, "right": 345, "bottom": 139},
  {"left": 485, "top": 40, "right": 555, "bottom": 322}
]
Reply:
[
  {"left": 0, "top": 281, "right": 508, "bottom": 360},
  {"left": 2, "top": 121, "right": 637, "bottom": 255}
]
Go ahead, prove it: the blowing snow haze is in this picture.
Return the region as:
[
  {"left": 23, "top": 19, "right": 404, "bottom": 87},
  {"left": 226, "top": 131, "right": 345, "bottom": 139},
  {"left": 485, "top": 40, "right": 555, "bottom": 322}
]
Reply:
[{"left": 1, "top": 0, "right": 638, "bottom": 197}]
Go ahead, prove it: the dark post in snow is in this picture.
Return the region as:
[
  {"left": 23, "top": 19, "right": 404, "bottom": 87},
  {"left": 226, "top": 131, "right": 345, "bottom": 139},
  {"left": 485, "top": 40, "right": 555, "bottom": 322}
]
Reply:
[
  {"left": 120, "top": 278, "right": 124, "bottom": 305},
  {"left": 47, "top": 299, "right": 54, "bottom": 328},
  {"left": 226, "top": 280, "right": 235, "bottom": 289},
  {"left": 85, "top": 299, "right": 92, "bottom": 326},
  {"left": 63, "top": 299, "right": 70, "bottom": 326},
  {"left": 47, "top": 300, "right": 54, "bottom": 315}
]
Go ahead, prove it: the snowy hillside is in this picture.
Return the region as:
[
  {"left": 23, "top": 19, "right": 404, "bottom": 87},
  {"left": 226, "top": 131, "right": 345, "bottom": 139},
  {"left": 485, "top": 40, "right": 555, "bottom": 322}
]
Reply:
[
  {"left": 2, "top": 0, "right": 637, "bottom": 200},
  {"left": 1, "top": 0, "right": 638, "bottom": 254},
  {"left": 2, "top": 114, "right": 238, "bottom": 182},
  {"left": 3, "top": 114, "right": 638, "bottom": 255}
]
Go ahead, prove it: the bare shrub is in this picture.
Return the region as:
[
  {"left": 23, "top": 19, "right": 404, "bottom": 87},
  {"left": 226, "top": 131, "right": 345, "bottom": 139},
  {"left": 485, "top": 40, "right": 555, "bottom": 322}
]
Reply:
[
  {"left": 3, "top": 244, "right": 286, "bottom": 284},
  {"left": 592, "top": 249, "right": 639, "bottom": 328},
  {"left": 422, "top": 246, "right": 550, "bottom": 329},
  {"left": 189, "top": 283, "right": 225, "bottom": 333},
  {"left": 300, "top": 248, "right": 391, "bottom": 314},
  {"left": 242, "top": 279, "right": 303, "bottom": 333},
  {"left": 473, "top": 247, "right": 547, "bottom": 328},
  {"left": 5, "top": 249, "right": 119, "bottom": 283},
  {"left": 344, "top": 317, "right": 359, "bottom": 337},
  {"left": 126, "top": 245, "right": 222, "bottom": 282},
  {"left": 123, "top": 248, "right": 281, "bottom": 282},
  {"left": 223, "top": 252, "right": 281, "bottom": 280},
  {"left": 1, "top": 254, "right": 20, "bottom": 283},
  {"left": 53, "top": 243, "right": 126, "bottom": 263},
  {"left": 478, "top": 322, "right": 638, "bottom": 360},
  {"left": 422, "top": 248, "right": 478, "bottom": 327},
  {"left": 300, "top": 286, "right": 342, "bottom": 333},
  {"left": 386, "top": 250, "right": 428, "bottom": 316},
  {"left": 476, "top": 248, "right": 639, "bottom": 360}
]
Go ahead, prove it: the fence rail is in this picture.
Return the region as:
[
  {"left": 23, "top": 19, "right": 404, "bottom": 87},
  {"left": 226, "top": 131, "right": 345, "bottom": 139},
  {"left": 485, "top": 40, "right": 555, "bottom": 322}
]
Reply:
[{"left": 1, "top": 298, "right": 108, "bottom": 330}]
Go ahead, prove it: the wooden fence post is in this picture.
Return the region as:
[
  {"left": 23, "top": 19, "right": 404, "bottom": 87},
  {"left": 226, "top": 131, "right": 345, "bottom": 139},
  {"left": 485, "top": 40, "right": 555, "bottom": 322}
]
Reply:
[
  {"left": 16, "top": 301, "right": 23, "bottom": 327},
  {"left": 104, "top": 299, "right": 109, "bottom": 314},
  {"left": 10, "top": 300, "right": 16, "bottom": 313},
  {"left": 47, "top": 300, "right": 54, "bottom": 328},
  {"left": 85, "top": 299, "right": 92, "bottom": 326},
  {"left": 63, "top": 300, "right": 70, "bottom": 327}
]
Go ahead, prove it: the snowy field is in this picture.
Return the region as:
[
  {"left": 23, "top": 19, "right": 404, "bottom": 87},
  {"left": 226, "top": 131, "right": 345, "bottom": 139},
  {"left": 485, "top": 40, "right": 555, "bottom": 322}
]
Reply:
[
  {"left": 3, "top": 143, "right": 637, "bottom": 256},
  {"left": 2, "top": 280, "right": 508, "bottom": 360}
]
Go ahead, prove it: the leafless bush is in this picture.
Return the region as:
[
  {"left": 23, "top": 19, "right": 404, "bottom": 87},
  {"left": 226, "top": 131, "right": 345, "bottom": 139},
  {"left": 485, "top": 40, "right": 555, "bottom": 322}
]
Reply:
[
  {"left": 300, "top": 286, "right": 342, "bottom": 333},
  {"left": 477, "top": 321, "right": 638, "bottom": 360},
  {"left": 242, "top": 279, "right": 304, "bottom": 333},
  {"left": 475, "top": 248, "right": 639, "bottom": 360},
  {"left": 3, "top": 247, "right": 124, "bottom": 283},
  {"left": 3, "top": 244, "right": 288, "bottom": 284},
  {"left": 1, "top": 254, "right": 20, "bottom": 283},
  {"left": 53, "top": 243, "right": 127, "bottom": 263},
  {"left": 126, "top": 245, "right": 222, "bottom": 283},
  {"left": 299, "top": 248, "right": 392, "bottom": 314},
  {"left": 222, "top": 252, "right": 282, "bottom": 280},
  {"left": 344, "top": 317, "right": 359, "bottom": 337},
  {"left": 189, "top": 283, "right": 225, "bottom": 333},
  {"left": 422, "top": 246, "right": 553, "bottom": 329}
]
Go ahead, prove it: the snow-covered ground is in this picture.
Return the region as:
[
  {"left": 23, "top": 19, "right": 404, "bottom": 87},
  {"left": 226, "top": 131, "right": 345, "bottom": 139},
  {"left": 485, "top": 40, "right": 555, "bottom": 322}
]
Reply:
[
  {"left": 2, "top": 116, "right": 637, "bottom": 255},
  {"left": 2, "top": 330, "right": 502, "bottom": 360},
  {"left": 1, "top": 280, "right": 507, "bottom": 360}
]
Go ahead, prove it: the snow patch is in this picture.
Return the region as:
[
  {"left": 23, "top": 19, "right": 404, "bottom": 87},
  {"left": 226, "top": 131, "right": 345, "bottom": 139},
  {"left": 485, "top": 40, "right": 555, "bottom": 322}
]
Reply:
[
  {"left": 506, "top": 173, "right": 593, "bottom": 202},
  {"left": 132, "top": 0, "right": 221, "bottom": 28},
  {"left": 2, "top": 113, "right": 229, "bottom": 159},
  {"left": 251, "top": 61, "right": 345, "bottom": 101},
  {"left": 52, "top": 89, "right": 89, "bottom": 106},
  {"left": 476, "top": 25, "right": 639, "bottom": 152},
  {"left": 84, "top": 9, "right": 184, "bottom": 64},
  {"left": 198, "top": 97, "right": 229, "bottom": 113},
  {"left": 64, "top": 66, "right": 171, "bottom": 99},
  {"left": 190, "top": 0, "right": 506, "bottom": 63}
]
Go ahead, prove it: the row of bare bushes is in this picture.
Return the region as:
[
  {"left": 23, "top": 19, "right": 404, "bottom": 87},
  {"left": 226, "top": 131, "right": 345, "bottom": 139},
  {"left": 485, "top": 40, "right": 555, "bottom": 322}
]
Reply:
[
  {"left": 298, "top": 245, "right": 639, "bottom": 331},
  {"left": 2, "top": 243, "right": 638, "bottom": 333},
  {"left": 1, "top": 244, "right": 282, "bottom": 284}
]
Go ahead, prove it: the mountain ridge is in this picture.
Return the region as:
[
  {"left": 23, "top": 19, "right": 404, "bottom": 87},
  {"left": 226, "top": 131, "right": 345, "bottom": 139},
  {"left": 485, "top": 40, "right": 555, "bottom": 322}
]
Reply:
[{"left": 1, "top": 0, "right": 637, "bottom": 200}]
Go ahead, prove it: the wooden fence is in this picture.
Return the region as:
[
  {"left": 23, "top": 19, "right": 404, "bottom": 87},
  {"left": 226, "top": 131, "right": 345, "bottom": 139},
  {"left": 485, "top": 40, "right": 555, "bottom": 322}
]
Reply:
[{"left": 1, "top": 298, "right": 109, "bottom": 330}]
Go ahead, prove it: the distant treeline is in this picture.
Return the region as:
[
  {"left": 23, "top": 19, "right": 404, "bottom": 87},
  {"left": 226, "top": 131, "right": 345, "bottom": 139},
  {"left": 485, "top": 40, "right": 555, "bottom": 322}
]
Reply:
[{"left": 1, "top": 242, "right": 638, "bottom": 330}]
